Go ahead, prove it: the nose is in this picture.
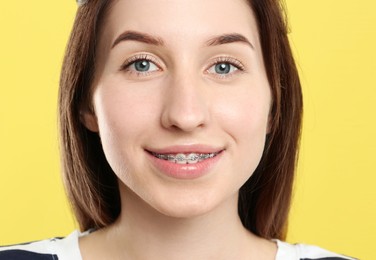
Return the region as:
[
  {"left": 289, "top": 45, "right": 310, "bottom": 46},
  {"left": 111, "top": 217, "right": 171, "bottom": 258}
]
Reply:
[{"left": 161, "top": 73, "right": 209, "bottom": 132}]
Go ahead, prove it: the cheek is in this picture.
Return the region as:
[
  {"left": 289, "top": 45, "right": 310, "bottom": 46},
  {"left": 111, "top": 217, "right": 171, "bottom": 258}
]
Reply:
[
  {"left": 215, "top": 85, "right": 271, "bottom": 174},
  {"left": 93, "top": 79, "right": 159, "bottom": 138},
  {"left": 216, "top": 84, "right": 271, "bottom": 138},
  {"left": 92, "top": 83, "right": 155, "bottom": 175}
]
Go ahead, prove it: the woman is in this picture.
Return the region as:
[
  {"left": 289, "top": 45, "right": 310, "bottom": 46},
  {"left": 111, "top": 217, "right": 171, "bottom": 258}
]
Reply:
[{"left": 0, "top": 0, "right": 356, "bottom": 259}]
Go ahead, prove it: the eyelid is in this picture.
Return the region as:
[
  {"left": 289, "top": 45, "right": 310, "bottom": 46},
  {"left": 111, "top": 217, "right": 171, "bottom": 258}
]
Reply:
[
  {"left": 204, "top": 56, "right": 246, "bottom": 80},
  {"left": 206, "top": 56, "right": 246, "bottom": 72},
  {"left": 119, "top": 53, "right": 162, "bottom": 72}
]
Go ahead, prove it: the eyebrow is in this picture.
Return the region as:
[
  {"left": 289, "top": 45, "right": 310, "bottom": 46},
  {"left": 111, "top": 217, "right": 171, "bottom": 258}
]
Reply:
[
  {"left": 112, "top": 31, "right": 254, "bottom": 49},
  {"left": 206, "top": 33, "right": 254, "bottom": 49},
  {"left": 112, "top": 30, "right": 164, "bottom": 48}
]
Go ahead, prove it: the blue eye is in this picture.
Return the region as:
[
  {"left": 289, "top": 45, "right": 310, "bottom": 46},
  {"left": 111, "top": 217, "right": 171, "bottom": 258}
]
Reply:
[
  {"left": 214, "top": 63, "right": 232, "bottom": 74},
  {"left": 121, "top": 55, "right": 161, "bottom": 75},
  {"left": 130, "top": 59, "right": 159, "bottom": 72},
  {"left": 134, "top": 60, "right": 151, "bottom": 71},
  {"left": 207, "top": 62, "right": 239, "bottom": 76}
]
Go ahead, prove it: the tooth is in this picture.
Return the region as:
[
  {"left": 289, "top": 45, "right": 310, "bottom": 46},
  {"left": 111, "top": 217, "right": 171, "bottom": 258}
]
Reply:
[
  {"left": 187, "top": 153, "right": 199, "bottom": 164},
  {"left": 175, "top": 153, "right": 187, "bottom": 164},
  {"left": 201, "top": 154, "right": 210, "bottom": 160},
  {"left": 153, "top": 153, "right": 164, "bottom": 159},
  {"left": 167, "top": 155, "right": 175, "bottom": 162},
  {"left": 153, "top": 152, "right": 218, "bottom": 163}
]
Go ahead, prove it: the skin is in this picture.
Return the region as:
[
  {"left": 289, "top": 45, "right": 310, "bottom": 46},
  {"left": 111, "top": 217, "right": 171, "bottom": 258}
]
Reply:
[{"left": 80, "top": 0, "right": 277, "bottom": 259}]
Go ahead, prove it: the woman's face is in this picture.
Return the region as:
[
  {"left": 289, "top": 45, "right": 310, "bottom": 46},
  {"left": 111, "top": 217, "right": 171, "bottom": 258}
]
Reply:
[{"left": 83, "top": 0, "right": 271, "bottom": 218}]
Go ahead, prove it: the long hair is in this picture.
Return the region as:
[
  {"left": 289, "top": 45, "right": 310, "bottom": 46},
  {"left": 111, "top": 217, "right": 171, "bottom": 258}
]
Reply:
[
  {"left": 239, "top": 0, "right": 303, "bottom": 239},
  {"left": 59, "top": 0, "right": 302, "bottom": 240}
]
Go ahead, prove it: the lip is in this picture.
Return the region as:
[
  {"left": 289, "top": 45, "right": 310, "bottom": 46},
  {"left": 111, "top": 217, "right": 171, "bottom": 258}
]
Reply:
[
  {"left": 146, "top": 144, "right": 223, "bottom": 155},
  {"left": 145, "top": 145, "right": 224, "bottom": 180}
]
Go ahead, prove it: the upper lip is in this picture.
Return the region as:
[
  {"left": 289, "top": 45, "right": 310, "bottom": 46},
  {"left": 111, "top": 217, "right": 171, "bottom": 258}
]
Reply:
[{"left": 145, "top": 144, "right": 225, "bottom": 154}]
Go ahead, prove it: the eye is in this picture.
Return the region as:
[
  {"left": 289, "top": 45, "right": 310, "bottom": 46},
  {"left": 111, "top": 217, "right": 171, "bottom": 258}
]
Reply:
[
  {"left": 210, "top": 63, "right": 237, "bottom": 74},
  {"left": 129, "top": 59, "right": 159, "bottom": 72},
  {"left": 120, "top": 54, "right": 161, "bottom": 76},
  {"left": 206, "top": 57, "right": 245, "bottom": 78}
]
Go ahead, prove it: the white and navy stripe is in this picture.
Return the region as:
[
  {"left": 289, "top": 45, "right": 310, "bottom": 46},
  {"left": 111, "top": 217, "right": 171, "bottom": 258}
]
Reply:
[{"left": 1, "top": 231, "right": 357, "bottom": 260}]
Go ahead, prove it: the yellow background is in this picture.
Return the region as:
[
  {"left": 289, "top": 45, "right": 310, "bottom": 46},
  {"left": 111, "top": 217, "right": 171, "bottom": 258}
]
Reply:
[{"left": 0, "top": 1, "right": 375, "bottom": 259}]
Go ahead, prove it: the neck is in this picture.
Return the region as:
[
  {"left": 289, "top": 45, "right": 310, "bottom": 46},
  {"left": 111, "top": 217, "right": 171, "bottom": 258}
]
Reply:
[{"left": 80, "top": 184, "right": 277, "bottom": 260}]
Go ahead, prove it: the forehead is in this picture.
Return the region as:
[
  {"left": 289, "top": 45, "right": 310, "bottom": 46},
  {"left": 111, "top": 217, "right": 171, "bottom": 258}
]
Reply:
[{"left": 100, "top": 0, "right": 259, "bottom": 47}]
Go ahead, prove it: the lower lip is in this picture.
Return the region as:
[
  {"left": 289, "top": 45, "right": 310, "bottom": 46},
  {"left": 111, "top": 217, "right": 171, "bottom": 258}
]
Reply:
[{"left": 146, "top": 151, "right": 223, "bottom": 180}]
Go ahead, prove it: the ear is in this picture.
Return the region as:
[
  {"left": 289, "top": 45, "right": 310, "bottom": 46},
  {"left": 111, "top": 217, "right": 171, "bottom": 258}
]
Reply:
[{"left": 80, "top": 108, "right": 99, "bottom": 132}]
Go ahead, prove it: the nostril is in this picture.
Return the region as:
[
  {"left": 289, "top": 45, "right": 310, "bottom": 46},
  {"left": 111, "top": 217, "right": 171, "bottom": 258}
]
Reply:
[
  {"left": 160, "top": 103, "right": 207, "bottom": 131},
  {"left": 160, "top": 78, "right": 209, "bottom": 131},
  {"left": 162, "top": 113, "right": 207, "bottom": 132}
]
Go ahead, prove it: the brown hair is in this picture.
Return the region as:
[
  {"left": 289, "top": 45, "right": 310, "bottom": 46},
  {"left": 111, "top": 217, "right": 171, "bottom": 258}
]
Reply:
[{"left": 59, "top": 0, "right": 302, "bottom": 240}]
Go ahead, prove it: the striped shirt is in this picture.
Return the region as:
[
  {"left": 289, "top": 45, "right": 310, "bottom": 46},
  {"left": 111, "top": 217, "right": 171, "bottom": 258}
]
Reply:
[{"left": 0, "top": 230, "right": 356, "bottom": 260}]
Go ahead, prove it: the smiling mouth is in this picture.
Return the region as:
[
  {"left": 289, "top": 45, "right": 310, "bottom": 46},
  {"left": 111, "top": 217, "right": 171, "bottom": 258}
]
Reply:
[{"left": 149, "top": 152, "right": 221, "bottom": 164}]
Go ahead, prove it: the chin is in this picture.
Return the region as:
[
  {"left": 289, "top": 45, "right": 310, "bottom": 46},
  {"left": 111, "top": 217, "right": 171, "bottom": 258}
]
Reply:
[
  {"left": 150, "top": 188, "right": 235, "bottom": 220},
  {"left": 157, "top": 202, "right": 214, "bottom": 219}
]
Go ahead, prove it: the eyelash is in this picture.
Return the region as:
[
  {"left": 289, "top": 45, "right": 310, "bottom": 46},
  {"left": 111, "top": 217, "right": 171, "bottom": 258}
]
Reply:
[
  {"left": 119, "top": 54, "right": 246, "bottom": 79},
  {"left": 119, "top": 54, "right": 161, "bottom": 76},
  {"left": 206, "top": 56, "right": 245, "bottom": 79}
]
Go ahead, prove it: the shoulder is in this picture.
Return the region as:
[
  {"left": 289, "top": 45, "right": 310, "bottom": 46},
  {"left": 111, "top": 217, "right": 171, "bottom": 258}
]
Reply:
[
  {"left": 275, "top": 240, "right": 358, "bottom": 260},
  {"left": 0, "top": 231, "right": 82, "bottom": 260}
]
